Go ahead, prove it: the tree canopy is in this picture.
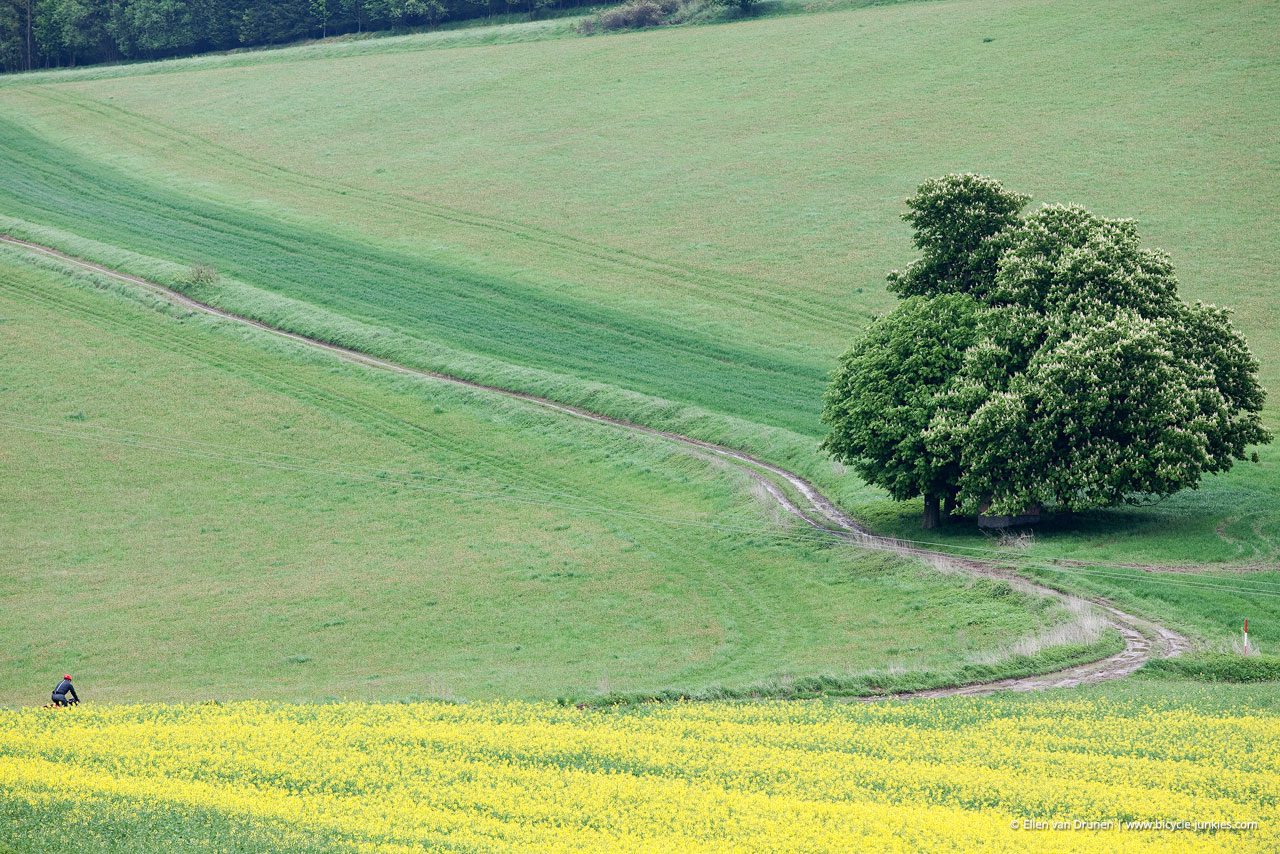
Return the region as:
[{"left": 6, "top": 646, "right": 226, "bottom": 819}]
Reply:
[{"left": 822, "top": 174, "right": 1270, "bottom": 529}]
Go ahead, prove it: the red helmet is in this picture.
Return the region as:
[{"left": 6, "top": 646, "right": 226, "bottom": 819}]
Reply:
[{"left": 62, "top": 674, "right": 72, "bottom": 681}]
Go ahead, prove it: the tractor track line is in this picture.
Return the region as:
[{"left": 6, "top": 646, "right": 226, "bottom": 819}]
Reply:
[{"left": 1, "top": 233, "right": 1190, "bottom": 698}]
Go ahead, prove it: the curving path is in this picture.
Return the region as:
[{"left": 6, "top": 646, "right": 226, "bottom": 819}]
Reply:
[{"left": 1, "top": 234, "right": 1190, "bottom": 698}]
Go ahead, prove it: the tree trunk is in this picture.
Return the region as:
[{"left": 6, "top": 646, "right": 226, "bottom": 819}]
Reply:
[
  {"left": 923, "top": 493, "right": 941, "bottom": 530},
  {"left": 25, "top": 0, "right": 34, "bottom": 71}
]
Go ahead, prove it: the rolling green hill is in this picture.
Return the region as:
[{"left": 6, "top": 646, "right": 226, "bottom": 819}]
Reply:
[
  {"left": 0, "top": 0, "right": 1274, "bottom": 570},
  {"left": 0, "top": 2, "right": 1275, "bottom": 845},
  {"left": 0, "top": 0, "right": 1277, "bottom": 706},
  {"left": 0, "top": 248, "right": 1089, "bottom": 704}
]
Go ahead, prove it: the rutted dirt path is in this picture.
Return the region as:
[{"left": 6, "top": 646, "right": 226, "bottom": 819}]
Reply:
[{"left": 2, "top": 234, "right": 1191, "bottom": 698}]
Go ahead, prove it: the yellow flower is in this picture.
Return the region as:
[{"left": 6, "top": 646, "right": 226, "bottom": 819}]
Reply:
[{"left": 0, "top": 697, "right": 1275, "bottom": 851}]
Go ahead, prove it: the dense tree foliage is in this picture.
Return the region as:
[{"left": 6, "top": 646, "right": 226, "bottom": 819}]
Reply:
[
  {"left": 886, "top": 173, "right": 1029, "bottom": 301},
  {"left": 823, "top": 175, "right": 1270, "bottom": 528},
  {"left": 822, "top": 293, "right": 980, "bottom": 529},
  {"left": 0, "top": 0, "right": 586, "bottom": 71}
]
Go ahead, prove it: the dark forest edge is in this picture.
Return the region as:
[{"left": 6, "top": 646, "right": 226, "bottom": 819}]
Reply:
[
  {"left": 0, "top": 0, "right": 599, "bottom": 73},
  {"left": 0, "top": 0, "right": 923, "bottom": 74}
]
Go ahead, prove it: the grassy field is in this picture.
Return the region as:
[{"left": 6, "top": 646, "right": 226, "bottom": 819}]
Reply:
[
  {"left": 0, "top": 248, "right": 1095, "bottom": 705},
  {"left": 0, "top": 0, "right": 1274, "bottom": 572},
  {"left": 1, "top": 2, "right": 1277, "bottom": 847},
  {"left": 1, "top": 677, "right": 1276, "bottom": 852}
]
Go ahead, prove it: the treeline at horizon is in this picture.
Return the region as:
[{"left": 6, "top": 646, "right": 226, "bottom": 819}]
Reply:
[{"left": 0, "top": 0, "right": 594, "bottom": 73}]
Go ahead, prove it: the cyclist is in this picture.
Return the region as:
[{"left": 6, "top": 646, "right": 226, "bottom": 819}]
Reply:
[{"left": 51, "top": 674, "right": 79, "bottom": 707}]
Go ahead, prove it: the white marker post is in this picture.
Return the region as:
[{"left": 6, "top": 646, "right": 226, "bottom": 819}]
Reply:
[{"left": 1243, "top": 619, "right": 1250, "bottom": 653}]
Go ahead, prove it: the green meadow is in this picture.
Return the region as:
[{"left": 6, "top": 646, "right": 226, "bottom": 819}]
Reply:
[
  {"left": 0, "top": 0, "right": 1277, "bottom": 703},
  {"left": 0, "top": 0, "right": 1275, "bottom": 565},
  {"left": 0, "top": 249, "right": 1090, "bottom": 704}
]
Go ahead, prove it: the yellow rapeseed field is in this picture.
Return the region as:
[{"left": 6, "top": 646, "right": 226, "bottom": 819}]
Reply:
[{"left": 0, "top": 696, "right": 1275, "bottom": 851}]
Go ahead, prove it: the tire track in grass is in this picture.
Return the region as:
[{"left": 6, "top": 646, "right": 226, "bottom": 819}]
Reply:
[
  {"left": 2, "top": 271, "right": 779, "bottom": 552},
  {"left": 0, "top": 120, "right": 827, "bottom": 435},
  {"left": 28, "top": 87, "right": 839, "bottom": 335},
  {"left": 1, "top": 234, "right": 1192, "bottom": 698},
  {"left": 0, "top": 262, "right": 779, "bottom": 692}
]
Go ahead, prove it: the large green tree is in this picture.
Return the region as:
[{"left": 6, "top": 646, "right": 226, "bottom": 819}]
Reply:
[{"left": 823, "top": 175, "right": 1270, "bottom": 529}]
